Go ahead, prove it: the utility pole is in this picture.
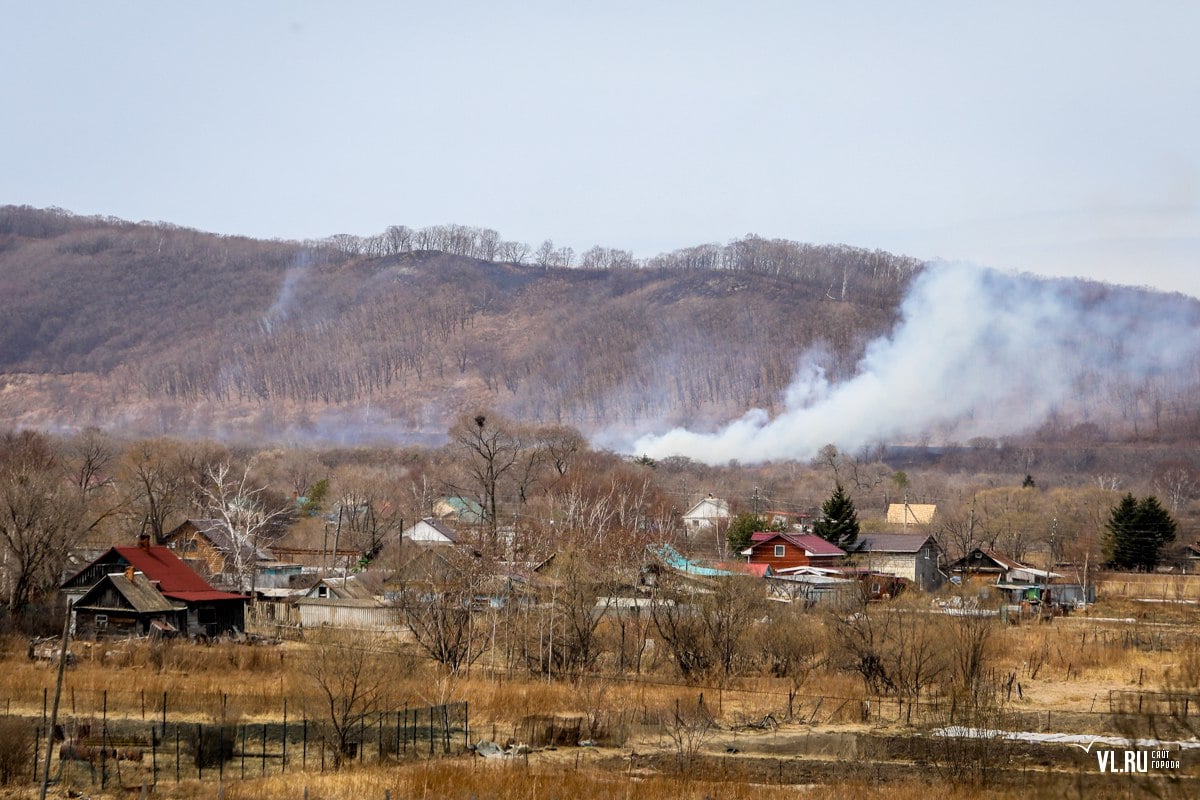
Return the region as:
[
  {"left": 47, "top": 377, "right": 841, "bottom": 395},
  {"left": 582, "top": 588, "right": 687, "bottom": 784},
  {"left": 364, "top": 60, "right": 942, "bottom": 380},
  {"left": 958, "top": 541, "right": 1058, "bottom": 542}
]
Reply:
[
  {"left": 752, "top": 487, "right": 761, "bottom": 521},
  {"left": 39, "top": 601, "right": 72, "bottom": 800}
]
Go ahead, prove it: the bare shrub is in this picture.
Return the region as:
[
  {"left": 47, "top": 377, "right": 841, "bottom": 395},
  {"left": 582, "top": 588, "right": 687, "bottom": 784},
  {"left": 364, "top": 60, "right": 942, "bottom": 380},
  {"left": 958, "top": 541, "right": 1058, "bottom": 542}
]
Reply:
[
  {"left": 759, "top": 604, "right": 826, "bottom": 719},
  {"left": 924, "top": 680, "right": 1010, "bottom": 787},
  {"left": 299, "top": 631, "right": 392, "bottom": 768},
  {"left": 0, "top": 716, "right": 34, "bottom": 785},
  {"left": 829, "top": 596, "right": 949, "bottom": 722},
  {"left": 574, "top": 676, "right": 629, "bottom": 745},
  {"left": 651, "top": 574, "right": 765, "bottom": 682},
  {"left": 662, "top": 695, "right": 717, "bottom": 774}
]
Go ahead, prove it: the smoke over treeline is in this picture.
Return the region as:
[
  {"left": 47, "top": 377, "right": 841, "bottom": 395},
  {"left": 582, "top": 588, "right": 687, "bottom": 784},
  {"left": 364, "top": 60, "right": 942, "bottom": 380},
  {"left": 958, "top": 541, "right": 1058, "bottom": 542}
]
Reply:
[
  {"left": 631, "top": 263, "right": 1200, "bottom": 464},
  {"left": 3, "top": 206, "right": 1199, "bottom": 452}
]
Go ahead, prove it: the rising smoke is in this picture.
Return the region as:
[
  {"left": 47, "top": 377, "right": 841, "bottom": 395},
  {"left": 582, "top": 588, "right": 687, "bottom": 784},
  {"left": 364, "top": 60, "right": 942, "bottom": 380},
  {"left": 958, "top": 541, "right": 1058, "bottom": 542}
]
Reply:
[
  {"left": 629, "top": 262, "right": 1200, "bottom": 465},
  {"left": 260, "top": 251, "right": 314, "bottom": 333}
]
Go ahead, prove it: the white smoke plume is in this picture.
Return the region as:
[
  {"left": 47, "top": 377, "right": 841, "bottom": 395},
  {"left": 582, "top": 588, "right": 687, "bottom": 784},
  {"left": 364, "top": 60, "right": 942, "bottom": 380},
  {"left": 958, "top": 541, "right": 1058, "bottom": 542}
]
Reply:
[
  {"left": 630, "top": 262, "right": 1200, "bottom": 465},
  {"left": 260, "top": 251, "right": 313, "bottom": 333}
]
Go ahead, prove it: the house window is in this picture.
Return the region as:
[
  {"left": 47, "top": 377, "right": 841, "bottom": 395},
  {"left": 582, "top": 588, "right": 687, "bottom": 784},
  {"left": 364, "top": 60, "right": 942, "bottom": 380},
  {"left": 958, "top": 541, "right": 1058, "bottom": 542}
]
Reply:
[
  {"left": 316, "top": 585, "right": 329, "bottom": 598},
  {"left": 95, "top": 614, "right": 108, "bottom": 629},
  {"left": 774, "top": 545, "right": 785, "bottom": 558}
]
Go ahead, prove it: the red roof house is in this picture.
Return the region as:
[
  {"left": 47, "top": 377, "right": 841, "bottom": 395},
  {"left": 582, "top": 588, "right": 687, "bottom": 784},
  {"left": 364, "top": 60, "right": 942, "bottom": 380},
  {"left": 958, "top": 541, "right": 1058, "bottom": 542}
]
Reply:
[
  {"left": 742, "top": 533, "right": 845, "bottom": 570},
  {"left": 63, "top": 536, "right": 247, "bottom": 637}
]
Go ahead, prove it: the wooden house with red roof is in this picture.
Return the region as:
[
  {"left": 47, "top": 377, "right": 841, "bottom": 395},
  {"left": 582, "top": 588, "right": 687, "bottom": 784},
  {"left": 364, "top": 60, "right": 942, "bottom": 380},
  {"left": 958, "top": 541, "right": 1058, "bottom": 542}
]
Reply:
[
  {"left": 62, "top": 535, "right": 247, "bottom": 637},
  {"left": 741, "top": 533, "right": 845, "bottom": 570}
]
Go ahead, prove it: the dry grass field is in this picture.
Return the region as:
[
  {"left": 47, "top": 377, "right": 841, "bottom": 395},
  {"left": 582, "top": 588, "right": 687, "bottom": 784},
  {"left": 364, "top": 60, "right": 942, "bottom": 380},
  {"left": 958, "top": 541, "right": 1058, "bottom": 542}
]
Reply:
[{"left": 1, "top": 598, "right": 1198, "bottom": 799}]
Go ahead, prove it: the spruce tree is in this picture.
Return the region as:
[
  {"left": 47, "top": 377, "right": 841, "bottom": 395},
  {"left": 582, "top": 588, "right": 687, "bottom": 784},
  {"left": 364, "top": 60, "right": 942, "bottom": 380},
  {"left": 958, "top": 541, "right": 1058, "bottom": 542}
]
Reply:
[
  {"left": 814, "top": 482, "right": 859, "bottom": 549},
  {"left": 1104, "top": 493, "right": 1177, "bottom": 571}
]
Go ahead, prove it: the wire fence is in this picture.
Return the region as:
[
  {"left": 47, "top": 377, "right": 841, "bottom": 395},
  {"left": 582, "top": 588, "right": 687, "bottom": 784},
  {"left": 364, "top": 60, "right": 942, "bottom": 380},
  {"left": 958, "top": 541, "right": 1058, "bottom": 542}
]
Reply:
[{"left": 7, "top": 700, "right": 468, "bottom": 790}]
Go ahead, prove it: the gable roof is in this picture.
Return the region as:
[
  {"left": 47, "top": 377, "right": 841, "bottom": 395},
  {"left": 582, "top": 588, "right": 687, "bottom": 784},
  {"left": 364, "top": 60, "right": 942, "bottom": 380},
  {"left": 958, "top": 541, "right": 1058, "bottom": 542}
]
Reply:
[
  {"left": 853, "top": 533, "right": 936, "bottom": 554},
  {"left": 947, "top": 547, "right": 1026, "bottom": 573},
  {"left": 76, "top": 571, "right": 185, "bottom": 614},
  {"left": 300, "top": 573, "right": 387, "bottom": 605},
  {"left": 886, "top": 503, "right": 937, "bottom": 525},
  {"left": 66, "top": 545, "right": 246, "bottom": 603},
  {"left": 683, "top": 496, "right": 730, "bottom": 519},
  {"left": 404, "top": 517, "right": 458, "bottom": 543},
  {"left": 164, "top": 515, "right": 274, "bottom": 566},
  {"left": 745, "top": 533, "right": 845, "bottom": 558},
  {"left": 166, "top": 519, "right": 273, "bottom": 562}
]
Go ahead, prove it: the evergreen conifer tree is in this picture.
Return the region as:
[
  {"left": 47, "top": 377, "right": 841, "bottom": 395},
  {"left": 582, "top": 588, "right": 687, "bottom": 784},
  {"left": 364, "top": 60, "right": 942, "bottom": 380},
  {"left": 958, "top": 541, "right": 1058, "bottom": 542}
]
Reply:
[
  {"left": 1104, "top": 493, "right": 1177, "bottom": 571},
  {"left": 814, "top": 483, "right": 859, "bottom": 549}
]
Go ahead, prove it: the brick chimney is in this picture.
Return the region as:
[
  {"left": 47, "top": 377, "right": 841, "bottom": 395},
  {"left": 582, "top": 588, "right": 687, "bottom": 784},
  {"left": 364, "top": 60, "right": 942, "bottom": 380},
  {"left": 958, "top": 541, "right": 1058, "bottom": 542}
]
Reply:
[
  {"left": 137, "top": 533, "right": 152, "bottom": 552},
  {"left": 124, "top": 566, "right": 135, "bottom": 582}
]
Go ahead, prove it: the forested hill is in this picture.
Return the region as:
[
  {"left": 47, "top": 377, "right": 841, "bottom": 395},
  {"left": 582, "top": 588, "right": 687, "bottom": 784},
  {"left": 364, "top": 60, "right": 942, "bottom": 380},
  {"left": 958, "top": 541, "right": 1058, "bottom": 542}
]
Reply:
[{"left": 0, "top": 206, "right": 922, "bottom": 440}]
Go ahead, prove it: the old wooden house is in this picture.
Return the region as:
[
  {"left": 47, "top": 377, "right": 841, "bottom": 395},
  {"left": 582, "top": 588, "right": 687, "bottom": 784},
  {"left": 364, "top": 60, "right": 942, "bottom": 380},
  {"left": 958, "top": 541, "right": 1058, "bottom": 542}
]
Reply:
[
  {"left": 72, "top": 568, "right": 188, "bottom": 638},
  {"left": 62, "top": 536, "right": 248, "bottom": 637}
]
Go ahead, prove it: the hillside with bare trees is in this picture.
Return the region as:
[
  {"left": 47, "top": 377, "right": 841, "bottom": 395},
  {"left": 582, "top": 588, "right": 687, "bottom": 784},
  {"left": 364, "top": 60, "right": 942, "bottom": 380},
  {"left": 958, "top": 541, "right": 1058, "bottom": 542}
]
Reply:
[
  {"left": 3, "top": 205, "right": 1200, "bottom": 452},
  {"left": 0, "top": 206, "right": 922, "bottom": 439}
]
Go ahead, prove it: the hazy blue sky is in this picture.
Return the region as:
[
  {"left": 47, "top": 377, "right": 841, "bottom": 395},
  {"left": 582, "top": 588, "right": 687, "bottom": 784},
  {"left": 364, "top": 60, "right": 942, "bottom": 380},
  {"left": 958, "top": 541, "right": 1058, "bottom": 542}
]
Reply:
[{"left": 4, "top": 1, "right": 1198, "bottom": 296}]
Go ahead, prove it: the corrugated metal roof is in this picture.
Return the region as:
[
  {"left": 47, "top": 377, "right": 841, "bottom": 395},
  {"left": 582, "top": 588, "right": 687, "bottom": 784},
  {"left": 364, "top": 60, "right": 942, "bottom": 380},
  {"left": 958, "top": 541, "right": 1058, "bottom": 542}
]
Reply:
[
  {"left": 110, "top": 546, "right": 246, "bottom": 602},
  {"left": 647, "top": 544, "right": 738, "bottom": 577},
  {"left": 750, "top": 532, "right": 846, "bottom": 557},
  {"left": 854, "top": 534, "right": 935, "bottom": 554}
]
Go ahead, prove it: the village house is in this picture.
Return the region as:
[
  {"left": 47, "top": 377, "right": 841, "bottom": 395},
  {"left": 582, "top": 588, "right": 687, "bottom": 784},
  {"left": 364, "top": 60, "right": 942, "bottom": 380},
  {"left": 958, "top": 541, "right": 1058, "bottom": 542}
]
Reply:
[
  {"left": 162, "top": 518, "right": 278, "bottom": 590},
  {"left": 850, "top": 533, "right": 945, "bottom": 591},
  {"left": 681, "top": 494, "right": 731, "bottom": 535},
  {"left": 742, "top": 532, "right": 845, "bottom": 570},
  {"left": 402, "top": 517, "right": 459, "bottom": 545},
  {"left": 61, "top": 535, "right": 248, "bottom": 637},
  {"left": 294, "top": 572, "right": 400, "bottom": 630},
  {"left": 71, "top": 569, "right": 188, "bottom": 638},
  {"left": 947, "top": 547, "right": 1029, "bottom": 584},
  {"left": 886, "top": 503, "right": 937, "bottom": 527},
  {"left": 1185, "top": 543, "right": 1200, "bottom": 573},
  {"left": 947, "top": 546, "right": 1092, "bottom": 608}
]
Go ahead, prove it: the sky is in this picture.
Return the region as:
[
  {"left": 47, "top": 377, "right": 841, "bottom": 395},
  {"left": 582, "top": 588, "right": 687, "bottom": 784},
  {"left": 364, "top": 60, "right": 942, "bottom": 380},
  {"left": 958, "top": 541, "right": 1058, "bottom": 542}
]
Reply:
[{"left": 3, "top": 1, "right": 1199, "bottom": 297}]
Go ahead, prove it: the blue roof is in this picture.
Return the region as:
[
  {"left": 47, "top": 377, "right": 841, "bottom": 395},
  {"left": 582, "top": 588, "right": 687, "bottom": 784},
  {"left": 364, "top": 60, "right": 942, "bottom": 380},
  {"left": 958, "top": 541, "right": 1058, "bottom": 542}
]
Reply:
[{"left": 647, "top": 544, "right": 738, "bottom": 577}]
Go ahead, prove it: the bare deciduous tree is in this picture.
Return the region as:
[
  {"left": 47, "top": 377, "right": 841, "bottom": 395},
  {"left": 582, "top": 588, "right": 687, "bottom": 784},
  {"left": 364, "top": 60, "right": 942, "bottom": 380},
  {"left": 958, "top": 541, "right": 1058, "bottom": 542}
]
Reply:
[
  {"left": 448, "top": 413, "right": 524, "bottom": 537},
  {"left": 397, "top": 548, "right": 490, "bottom": 673},
  {"left": 300, "top": 632, "right": 393, "bottom": 768},
  {"left": 197, "top": 459, "right": 290, "bottom": 592},
  {"left": 120, "top": 438, "right": 191, "bottom": 543},
  {"left": 0, "top": 432, "right": 82, "bottom": 613},
  {"left": 652, "top": 574, "right": 765, "bottom": 682}
]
